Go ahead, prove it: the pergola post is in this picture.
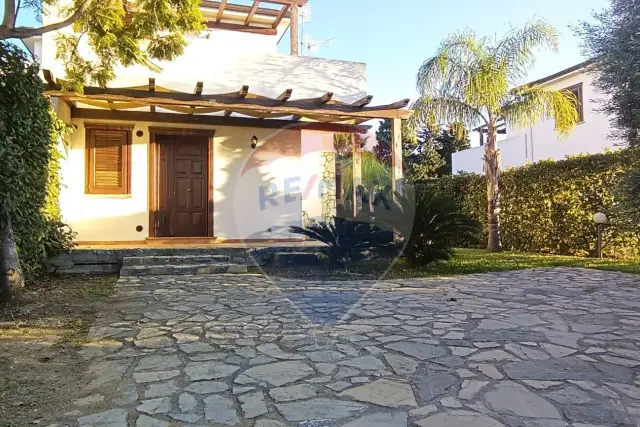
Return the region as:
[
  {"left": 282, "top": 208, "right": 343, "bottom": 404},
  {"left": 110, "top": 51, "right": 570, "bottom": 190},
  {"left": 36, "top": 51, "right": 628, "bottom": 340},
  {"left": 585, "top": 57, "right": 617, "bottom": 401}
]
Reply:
[
  {"left": 352, "top": 132, "right": 362, "bottom": 217},
  {"left": 391, "top": 118, "right": 403, "bottom": 197},
  {"left": 290, "top": 3, "right": 299, "bottom": 56}
]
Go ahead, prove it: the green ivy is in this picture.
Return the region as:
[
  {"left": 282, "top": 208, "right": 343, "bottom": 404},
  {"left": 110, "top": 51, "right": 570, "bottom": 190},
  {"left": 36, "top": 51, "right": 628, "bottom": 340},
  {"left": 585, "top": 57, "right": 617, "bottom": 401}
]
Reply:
[
  {"left": 430, "top": 149, "right": 640, "bottom": 258},
  {"left": 0, "top": 42, "right": 75, "bottom": 278}
]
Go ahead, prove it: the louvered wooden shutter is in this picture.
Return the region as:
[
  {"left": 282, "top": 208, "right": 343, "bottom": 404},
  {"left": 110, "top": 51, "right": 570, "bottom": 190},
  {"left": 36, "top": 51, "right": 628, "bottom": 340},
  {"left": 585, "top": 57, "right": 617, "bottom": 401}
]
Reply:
[{"left": 86, "top": 128, "right": 131, "bottom": 195}]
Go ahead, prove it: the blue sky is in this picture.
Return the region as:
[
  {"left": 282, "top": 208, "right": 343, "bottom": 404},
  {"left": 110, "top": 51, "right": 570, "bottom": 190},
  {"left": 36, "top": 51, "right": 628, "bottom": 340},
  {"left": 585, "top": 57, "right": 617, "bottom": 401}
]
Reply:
[
  {"left": 276, "top": 0, "right": 608, "bottom": 105},
  {"left": 5, "top": 0, "right": 607, "bottom": 105}
]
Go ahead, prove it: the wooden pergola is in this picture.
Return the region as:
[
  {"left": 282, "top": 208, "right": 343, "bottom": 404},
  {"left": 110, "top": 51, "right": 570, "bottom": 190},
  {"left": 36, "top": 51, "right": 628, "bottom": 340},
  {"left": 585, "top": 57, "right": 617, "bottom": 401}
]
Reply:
[
  {"left": 200, "top": 0, "right": 307, "bottom": 55},
  {"left": 43, "top": 72, "right": 409, "bottom": 214}
]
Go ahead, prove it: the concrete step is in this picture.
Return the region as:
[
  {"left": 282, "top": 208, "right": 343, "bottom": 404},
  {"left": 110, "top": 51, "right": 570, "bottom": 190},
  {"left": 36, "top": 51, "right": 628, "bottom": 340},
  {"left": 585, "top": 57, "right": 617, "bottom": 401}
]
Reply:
[
  {"left": 122, "top": 254, "right": 231, "bottom": 266},
  {"left": 120, "top": 263, "right": 248, "bottom": 276}
]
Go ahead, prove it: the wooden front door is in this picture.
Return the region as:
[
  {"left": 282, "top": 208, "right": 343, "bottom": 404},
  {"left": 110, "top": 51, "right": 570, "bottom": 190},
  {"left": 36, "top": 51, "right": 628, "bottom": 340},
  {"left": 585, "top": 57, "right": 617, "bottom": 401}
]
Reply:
[{"left": 154, "top": 135, "right": 209, "bottom": 237}]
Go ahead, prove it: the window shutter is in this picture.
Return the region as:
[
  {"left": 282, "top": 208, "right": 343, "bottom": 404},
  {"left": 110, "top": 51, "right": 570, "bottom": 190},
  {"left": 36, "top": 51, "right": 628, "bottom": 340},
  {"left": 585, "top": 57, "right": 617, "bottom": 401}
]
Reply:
[{"left": 86, "top": 128, "right": 131, "bottom": 195}]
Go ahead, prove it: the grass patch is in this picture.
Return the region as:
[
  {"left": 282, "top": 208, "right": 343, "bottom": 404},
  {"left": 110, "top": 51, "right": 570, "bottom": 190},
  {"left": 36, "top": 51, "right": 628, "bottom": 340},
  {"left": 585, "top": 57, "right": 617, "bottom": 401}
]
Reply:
[
  {"left": 255, "top": 248, "right": 640, "bottom": 280},
  {"left": 0, "top": 275, "right": 118, "bottom": 427}
]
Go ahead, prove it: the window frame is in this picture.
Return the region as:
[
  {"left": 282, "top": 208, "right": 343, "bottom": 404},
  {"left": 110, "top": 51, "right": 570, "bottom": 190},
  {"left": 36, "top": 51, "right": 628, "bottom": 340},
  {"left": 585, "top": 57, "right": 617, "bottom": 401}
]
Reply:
[
  {"left": 84, "top": 123, "right": 133, "bottom": 195},
  {"left": 565, "top": 83, "right": 584, "bottom": 123}
]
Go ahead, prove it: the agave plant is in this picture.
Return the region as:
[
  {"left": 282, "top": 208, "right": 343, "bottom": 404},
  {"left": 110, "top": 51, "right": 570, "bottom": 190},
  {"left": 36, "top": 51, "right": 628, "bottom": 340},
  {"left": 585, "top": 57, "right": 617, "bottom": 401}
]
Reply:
[
  {"left": 289, "top": 216, "right": 392, "bottom": 269},
  {"left": 370, "top": 186, "right": 480, "bottom": 267}
]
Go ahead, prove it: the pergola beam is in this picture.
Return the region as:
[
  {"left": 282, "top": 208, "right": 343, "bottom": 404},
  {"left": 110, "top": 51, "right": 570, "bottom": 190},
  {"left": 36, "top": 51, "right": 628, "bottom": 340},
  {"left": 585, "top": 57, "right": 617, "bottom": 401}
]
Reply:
[
  {"left": 194, "top": 81, "right": 203, "bottom": 96},
  {"left": 245, "top": 0, "right": 259, "bottom": 25},
  {"left": 351, "top": 95, "right": 373, "bottom": 107},
  {"left": 224, "top": 85, "right": 250, "bottom": 116},
  {"left": 215, "top": 0, "right": 227, "bottom": 22},
  {"left": 272, "top": 4, "right": 290, "bottom": 28},
  {"left": 205, "top": 21, "right": 277, "bottom": 35},
  {"left": 149, "top": 78, "right": 156, "bottom": 113},
  {"left": 276, "top": 88, "right": 293, "bottom": 101}
]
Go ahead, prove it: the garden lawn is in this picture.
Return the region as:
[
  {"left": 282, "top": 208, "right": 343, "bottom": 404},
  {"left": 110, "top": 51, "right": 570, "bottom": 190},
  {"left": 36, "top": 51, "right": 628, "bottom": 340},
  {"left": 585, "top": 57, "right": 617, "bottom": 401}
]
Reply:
[{"left": 256, "top": 248, "right": 640, "bottom": 280}]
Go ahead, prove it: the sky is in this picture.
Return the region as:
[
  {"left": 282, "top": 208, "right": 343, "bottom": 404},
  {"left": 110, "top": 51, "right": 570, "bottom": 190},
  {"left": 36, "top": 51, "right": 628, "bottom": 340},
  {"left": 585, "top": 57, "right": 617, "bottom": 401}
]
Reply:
[{"left": 276, "top": 0, "right": 608, "bottom": 105}]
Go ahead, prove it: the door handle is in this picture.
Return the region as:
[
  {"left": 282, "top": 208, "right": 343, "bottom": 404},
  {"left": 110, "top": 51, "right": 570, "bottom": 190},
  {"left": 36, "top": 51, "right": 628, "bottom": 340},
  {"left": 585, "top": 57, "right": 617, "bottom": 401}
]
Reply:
[{"left": 187, "top": 188, "right": 192, "bottom": 192}]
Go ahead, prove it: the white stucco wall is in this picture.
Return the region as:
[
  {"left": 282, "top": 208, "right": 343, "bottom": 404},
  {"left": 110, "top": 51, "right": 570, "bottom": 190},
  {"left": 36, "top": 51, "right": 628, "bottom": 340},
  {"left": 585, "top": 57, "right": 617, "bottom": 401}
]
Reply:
[
  {"left": 59, "top": 120, "right": 336, "bottom": 242},
  {"left": 39, "top": 5, "right": 367, "bottom": 102},
  {"left": 453, "top": 70, "right": 618, "bottom": 174}
]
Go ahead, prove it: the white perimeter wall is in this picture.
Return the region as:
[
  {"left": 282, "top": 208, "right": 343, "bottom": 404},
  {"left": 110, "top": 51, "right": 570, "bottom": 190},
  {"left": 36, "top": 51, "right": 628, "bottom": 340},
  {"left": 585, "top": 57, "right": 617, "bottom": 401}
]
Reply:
[
  {"left": 453, "top": 71, "right": 618, "bottom": 174},
  {"left": 60, "top": 120, "right": 336, "bottom": 242}
]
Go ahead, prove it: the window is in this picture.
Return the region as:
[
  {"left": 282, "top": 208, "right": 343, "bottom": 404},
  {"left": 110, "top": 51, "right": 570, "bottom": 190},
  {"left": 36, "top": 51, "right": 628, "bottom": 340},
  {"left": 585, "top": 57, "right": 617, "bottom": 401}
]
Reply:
[
  {"left": 565, "top": 83, "right": 584, "bottom": 123},
  {"left": 85, "top": 124, "right": 132, "bottom": 195}
]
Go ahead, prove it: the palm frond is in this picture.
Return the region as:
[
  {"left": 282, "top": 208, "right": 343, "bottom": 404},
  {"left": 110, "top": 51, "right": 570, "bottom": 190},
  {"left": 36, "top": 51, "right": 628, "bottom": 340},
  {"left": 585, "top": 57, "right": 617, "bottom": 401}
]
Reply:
[
  {"left": 501, "top": 85, "right": 579, "bottom": 137},
  {"left": 495, "top": 18, "right": 560, "bottom": 83},
  {"left": 412, "top": 96, "right": 487, "bottom": 128}
]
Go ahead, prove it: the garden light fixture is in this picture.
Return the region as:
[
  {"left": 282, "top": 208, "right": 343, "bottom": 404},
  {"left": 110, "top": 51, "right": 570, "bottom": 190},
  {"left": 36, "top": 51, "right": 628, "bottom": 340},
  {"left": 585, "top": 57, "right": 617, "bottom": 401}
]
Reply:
[{"left": 593, "top": 212, "right": 607, "bottom": 258}]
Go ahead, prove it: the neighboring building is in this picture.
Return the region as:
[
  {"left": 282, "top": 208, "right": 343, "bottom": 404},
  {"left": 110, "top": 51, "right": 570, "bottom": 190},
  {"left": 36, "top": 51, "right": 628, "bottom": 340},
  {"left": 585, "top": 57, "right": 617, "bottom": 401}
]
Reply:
[
  {"left": 452, "top": 61, "right": 617, "bottom": 174},
  {"left": 40, "top": 0, "right": 409, "bottom": 245}
]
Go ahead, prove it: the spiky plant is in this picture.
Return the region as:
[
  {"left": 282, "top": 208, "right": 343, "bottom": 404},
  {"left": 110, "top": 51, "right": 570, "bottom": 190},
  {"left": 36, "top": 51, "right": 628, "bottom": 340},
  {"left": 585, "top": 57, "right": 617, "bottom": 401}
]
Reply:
[
  {"left": 289, "top": 217, "right": 391, "bottom": 269},
  {"left": 413, "top": 19, "right": 580, "bottom": 251},
  {"left": 369, "top": 187, "right": 480, "bottom": 267}
]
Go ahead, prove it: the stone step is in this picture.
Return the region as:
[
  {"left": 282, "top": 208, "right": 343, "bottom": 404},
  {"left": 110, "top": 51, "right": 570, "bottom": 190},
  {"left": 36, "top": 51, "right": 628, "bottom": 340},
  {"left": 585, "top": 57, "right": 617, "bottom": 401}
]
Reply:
[
  {"left": 122, "top": 254, "right": 232, "bottom": 266},
  {"left": 120, "top": 263, "right": 248, "bottom": 276}
]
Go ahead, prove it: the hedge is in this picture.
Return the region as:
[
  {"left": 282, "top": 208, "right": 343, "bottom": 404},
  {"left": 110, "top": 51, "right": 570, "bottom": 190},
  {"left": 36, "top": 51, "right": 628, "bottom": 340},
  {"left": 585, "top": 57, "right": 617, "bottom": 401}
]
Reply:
[
  {"left": 430, "top": 149, "right": 640, "bottom": 258},
  {"left": 0, "top": 42, "right": 74, "bottom": 278}
]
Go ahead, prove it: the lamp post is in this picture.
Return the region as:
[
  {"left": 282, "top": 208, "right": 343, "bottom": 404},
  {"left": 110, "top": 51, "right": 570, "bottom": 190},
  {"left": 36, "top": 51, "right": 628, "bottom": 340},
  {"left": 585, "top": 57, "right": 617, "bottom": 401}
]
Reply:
[{"left": 593, "top": 212, "right": 607, "bottom": 258}]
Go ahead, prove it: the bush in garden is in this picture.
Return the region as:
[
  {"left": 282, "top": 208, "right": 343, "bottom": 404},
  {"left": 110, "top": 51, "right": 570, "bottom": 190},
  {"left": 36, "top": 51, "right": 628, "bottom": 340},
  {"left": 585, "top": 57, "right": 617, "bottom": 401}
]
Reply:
[
  {"left": 289, "top": 216, "right": 392, "bottom": 270},
  {"left": 430, "top": 149, "right": 640, "bottom": 257}
]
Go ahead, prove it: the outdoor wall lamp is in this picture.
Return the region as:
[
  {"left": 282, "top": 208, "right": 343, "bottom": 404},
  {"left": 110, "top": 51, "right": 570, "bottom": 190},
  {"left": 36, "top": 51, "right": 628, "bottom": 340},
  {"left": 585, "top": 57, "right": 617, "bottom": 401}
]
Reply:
[
  {"left": 251, "top": 135, "right": 258, "bottom": 149},
  {"left": 593, "top": 212, "right": 608, "bottom": 258}
]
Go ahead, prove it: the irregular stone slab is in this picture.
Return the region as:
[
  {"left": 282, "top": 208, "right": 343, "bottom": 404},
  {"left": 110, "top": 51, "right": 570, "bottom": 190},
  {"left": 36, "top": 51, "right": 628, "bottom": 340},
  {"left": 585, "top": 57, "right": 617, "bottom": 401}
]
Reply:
[
  {"left": 136, "top": 355, "right": 182, "bottom": 371},
  {"left": 475, "top": 364, "right": 503, "bottom": 380},
  {"left": 238, "top": 391, "right": 268, "bottom": 418},
  {"left": 594, "top": 362, "right": 634, "bottom": 382},
  {"left": 523, "top": 380, "right": 563, "bottom": 390},
  {"left": 257, "top": 343, "right": 305, "bottom": 360},
  {"left": 564, "top": 406, "right": 629, "bottom": 425},
  {"left": 136, "top": 414, "right": 170, "bottom": 427},
  {"left": 203, "top": 395, "right": 240, "bottom": 425},
  {"left": 385, "top": 342, "right": 447, "bottom": 360},
  {"left": 505, "top": 344, "right": 549, "bottom": 360},
  {"left": 484, "top": 381, "right": 562, "bottom": 419},
  {"left": 78, "top": 409, "right": 128, "bottom": 426},
  {"left": 541, "top": 343, "right": 577, "bottom": 358},
  {"left": 238, "top": 305, "right": 273, "bottom": 315},
  {"left": 470, "top": 329, "right": 547, "bottom": 343},
  {"left": 306, "top": 351, "right": 344, "bottom": 363},
  {"left": 415, "top": 410, "right": 504, "bottom": 427},
  {"left": 504, "top": 358, "right": 607, "bottom": 381},
  {"left": 241, "top": 361, "right": 314, "bottom": 386},
  {"left": 469, "top": 350, "right": 518, "bottom": 362},
  {"left": 339, "top": 379, "right": 417, "bottom": 408},
  {"left": 137, "top": 397, "right": 172, "bottom": 415},
  {"left": 458, "top": 380, "right": 489, "bottom": 400},
  {"left": 341, "top": 411, "right": 408, "bottom": 427},
  {"left": 144, "top": 380, "right": 179, "bottom": 398},
  {"left": 184, "top": 361, "right": 239, "bottom": 381},
  {"left": 255, "top": 421, "right": 288, "bottom": 427},
  {"left": 478, "top": 319, "right": 516, "bottom": 330},
  {"left": 384, "top": 353, "right": 419, "bottom": 376},
  {"left": 178, "top": 392, "right": 197, "bottom": 412},
  {"left": 410, "top": 405, "right": 438, "bottom": 417},
  {"left": 184, "top": 380, "right": 229, "bottom": 394},
  {"left": 415, "top": 371, "right": 456, "bottom": 402},
  {"left": 605, "top": 382, "right": 640, "bottom": 399},
  {"left": 179, "top": 342, "right": 216, "bottom": 354},
  {"left": 450, "top": 346, "right": 478, "bottom": 357},
  {"left": 276, "top": 398, "right": 367, "bottom": 422},
  {"left": 545, "top": 386, "right": 596, "bottom": 405},
  {"left": 507, "top": 313, "right": 545, "bottom": 327},
  {"left": 269, "top": 384, "right": 317, "bottom": 402},
  {"left": 338, "top": 356, "right": 386, "bottom": 371},
  {"left": 133, "top": 370, "right": 180, "bottom": 384},
  {"left": 135, "top": 336, "right": 173, "bottom": 349}
]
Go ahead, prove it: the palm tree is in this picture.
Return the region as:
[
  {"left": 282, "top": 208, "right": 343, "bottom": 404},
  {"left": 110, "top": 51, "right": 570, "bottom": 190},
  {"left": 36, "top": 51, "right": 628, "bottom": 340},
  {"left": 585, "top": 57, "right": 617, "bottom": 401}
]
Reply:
[{"left": 413, "top": 20, "right": 580, "bottom": 251}]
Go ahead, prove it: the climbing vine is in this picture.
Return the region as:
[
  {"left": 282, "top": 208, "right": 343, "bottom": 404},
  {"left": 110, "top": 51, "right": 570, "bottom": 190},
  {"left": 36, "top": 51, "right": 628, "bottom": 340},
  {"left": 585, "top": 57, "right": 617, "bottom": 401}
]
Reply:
[{"left": 0, "top": 41, "right": 75, "bottom": 278}]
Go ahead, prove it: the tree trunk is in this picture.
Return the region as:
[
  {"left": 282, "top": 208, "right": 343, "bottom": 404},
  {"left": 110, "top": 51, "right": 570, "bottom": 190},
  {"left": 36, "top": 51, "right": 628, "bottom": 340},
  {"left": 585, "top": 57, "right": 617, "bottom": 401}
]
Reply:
[
  {"left": 484, "top": 123, "right": 503, "bottom": 252},
  {"left": 0, "top": 215, "right": 24, "bottom": 302}
]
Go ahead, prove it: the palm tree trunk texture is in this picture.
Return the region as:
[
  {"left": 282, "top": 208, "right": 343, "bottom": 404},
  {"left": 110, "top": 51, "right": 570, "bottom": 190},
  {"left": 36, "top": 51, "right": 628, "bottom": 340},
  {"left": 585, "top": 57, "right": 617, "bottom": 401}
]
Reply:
[
  {"left": 484, "top": 124, "right": 503, "bottom": 252},
  {"left": 0, "top": 215, "right": 24, "bottom": 301}
]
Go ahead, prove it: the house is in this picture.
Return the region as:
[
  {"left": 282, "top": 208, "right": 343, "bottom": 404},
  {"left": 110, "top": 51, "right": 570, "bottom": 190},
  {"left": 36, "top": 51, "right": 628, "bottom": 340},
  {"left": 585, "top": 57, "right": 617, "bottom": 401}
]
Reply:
[
  {"left": 452, "top": 60, "right": 618, "bottom": 174},
  {"left": 39, "top": 0, "right": 409, "bottom": 246}
]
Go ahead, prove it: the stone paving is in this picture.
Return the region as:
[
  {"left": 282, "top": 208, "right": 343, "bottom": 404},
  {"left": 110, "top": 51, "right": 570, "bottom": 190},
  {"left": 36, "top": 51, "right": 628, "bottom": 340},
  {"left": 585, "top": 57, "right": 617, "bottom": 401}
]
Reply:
[{"left": 59, "top": 267, "right": 640, "bottom": 427}]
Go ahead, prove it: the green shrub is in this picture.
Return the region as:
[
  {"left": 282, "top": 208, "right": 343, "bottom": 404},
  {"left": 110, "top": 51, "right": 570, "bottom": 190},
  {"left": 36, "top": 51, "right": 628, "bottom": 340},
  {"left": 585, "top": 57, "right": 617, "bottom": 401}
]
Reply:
[
  {"left": 0, "top": 42, "right": 75, "bottom": 278},
  {"left": 431, "top": 149, "right": 640, "bottom": 257},
  {"left": 371, "top": 187, "right": 481, "bottom": 267},
  {"left": 289, "top": 217, "right": 392, "bottom": 269}
]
